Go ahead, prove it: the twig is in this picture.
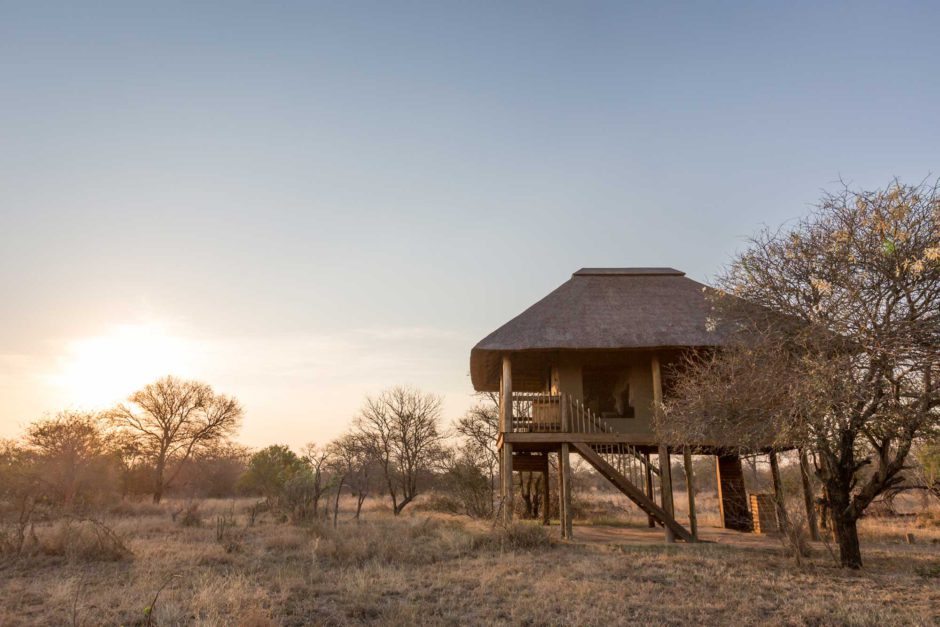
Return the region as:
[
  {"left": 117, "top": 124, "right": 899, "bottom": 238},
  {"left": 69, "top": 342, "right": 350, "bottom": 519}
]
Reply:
[
  {"left": 145, "top": 573, "right": 181, "bottom": 627},
  {"left": 70, "top": 571, "right": 87, "bottom": 627}
]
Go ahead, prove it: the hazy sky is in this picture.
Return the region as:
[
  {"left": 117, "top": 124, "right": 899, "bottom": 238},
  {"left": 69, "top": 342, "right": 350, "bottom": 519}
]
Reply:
[{"left": 2, "top": 1, "right": 938, "bottom": 446}]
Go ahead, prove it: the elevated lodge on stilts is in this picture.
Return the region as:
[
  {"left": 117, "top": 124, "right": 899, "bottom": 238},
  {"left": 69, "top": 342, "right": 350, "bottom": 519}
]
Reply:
[{"left": 470, "top": 268, "right": 819, "bottom": 542}]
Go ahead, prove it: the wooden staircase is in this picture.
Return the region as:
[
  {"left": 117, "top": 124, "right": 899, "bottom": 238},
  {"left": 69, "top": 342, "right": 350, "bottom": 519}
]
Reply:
[
  {"left": 588, "top": 441, "right": 657, "bottom": 487},
  {"left": 572, "top": 442, "right": 694, "bottom": 542},
  {"left": 509, "top": 391, "right": 692, "bottom": 542}
]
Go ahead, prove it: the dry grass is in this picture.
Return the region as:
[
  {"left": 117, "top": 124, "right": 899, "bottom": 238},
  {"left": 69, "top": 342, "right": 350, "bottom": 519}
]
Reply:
[{"left": 1, "top": 495, "right": 938, "bottom": 626}]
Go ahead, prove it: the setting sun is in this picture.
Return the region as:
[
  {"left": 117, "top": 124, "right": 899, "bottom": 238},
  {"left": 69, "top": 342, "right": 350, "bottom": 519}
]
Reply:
[{"left": 46, "top": 323, "right": 193, "bottom": 409}]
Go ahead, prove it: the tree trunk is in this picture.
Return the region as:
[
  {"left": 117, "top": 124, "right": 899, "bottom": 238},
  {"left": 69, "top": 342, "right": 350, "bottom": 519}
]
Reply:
[
  {"left": 333, "top": 478, "right": 345, "bottom": 529},
  {"left": 152, "top": 460, "right": 165, "bottom": 504},
  {"left": 394, "top": 495, "right": 413, "bottom": 515},
  {"left": 832, "top": 511, "right": 862, "bottom": 569},
  {"left": 825, "top": 474, "right": 863, "bottom": 568}
]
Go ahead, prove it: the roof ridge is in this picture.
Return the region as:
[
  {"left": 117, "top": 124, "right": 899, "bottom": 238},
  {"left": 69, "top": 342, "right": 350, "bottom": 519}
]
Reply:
[{"left": 573, "top": 267, "right": 685, "bottom": 277}]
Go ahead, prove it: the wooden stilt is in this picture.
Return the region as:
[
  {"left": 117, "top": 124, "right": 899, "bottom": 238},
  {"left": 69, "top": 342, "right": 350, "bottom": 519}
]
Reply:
[
  {"left": 658, "top": 445, "right": 675, "bottom": 543},
  {"left": 557, "top": 452, "right": 567, "bottom": 538},
  {"left": 799, "top": 449, "right": 820, "bottom": 541},
  {"left": 683, "top": 447, "right": 697, "bottom": 541},
  {"left": 651, "top": 354, "right": 675, "bottom": 543},
  {"left": 502, "top": 444, "right": 514, "bottom": 523},
  {"left": 500, "top": 355, "right": 513, "bottom": 523},
  {"left": 768, "top": 450, "right": 787, "bottom": 533},
  {"left": 541, "top": 459, "right": 550, "bottom": 526},
  {"left": 560, "top": 443, "right": 573, "bottom": 539},
  {"left": 498, "top": 443, "right": 506, "bottom": 506},
  {"left": 644, "top": 452, "right": 655, "bottom": 528}
]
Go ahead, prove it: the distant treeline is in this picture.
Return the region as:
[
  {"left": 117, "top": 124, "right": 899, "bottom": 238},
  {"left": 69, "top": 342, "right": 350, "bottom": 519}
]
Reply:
[{"left": 0, "top": 380, "right": 528, "bottom": 524}]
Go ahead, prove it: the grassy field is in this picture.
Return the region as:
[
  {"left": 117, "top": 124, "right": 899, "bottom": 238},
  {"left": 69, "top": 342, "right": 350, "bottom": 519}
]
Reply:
[{"left": 1, "top": 496, "right": 939, "bottom": 626}]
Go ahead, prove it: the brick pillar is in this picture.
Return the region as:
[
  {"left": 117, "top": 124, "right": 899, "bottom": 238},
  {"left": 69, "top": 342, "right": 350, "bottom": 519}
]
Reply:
[{"left": 715, "top": 454, "right": 752, "bottom": 532}]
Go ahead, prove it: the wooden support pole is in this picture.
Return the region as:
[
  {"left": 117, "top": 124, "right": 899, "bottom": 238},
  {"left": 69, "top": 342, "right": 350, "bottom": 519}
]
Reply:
[
  {"left": 658, "top": 445, "right": 675, "bottom": 543},
  {"left": 799, "top": 449, "right": 820, "bottom": 541},
  {"left": 768, "top": 450, "right": 787, "bottom": 533},
  {"left": 651, "top": 354, "right": 675, "bottom": 543},
  {"left": 541, "top": 459, "right": 550, "bottom": 526},
  {"left": 502, "top": 444, "right": 513, "bottom": 523},
  {"left": 558, "top": 456, "right": 565, "bottom": 533},
  {"left": 560, "top": 443, "right": 573, "bottom": 539},
  {"left": 500, "top": 355, "right": 513, "bottom": 433},
  {"left": 500, "top": 355, "right": 513, "bottom": 523},
  {"left": 644, "top": 452, "right": 655, "bottom": 528},
  {"left": 683, "top": 447, "right": 697, "bottom": 541}
]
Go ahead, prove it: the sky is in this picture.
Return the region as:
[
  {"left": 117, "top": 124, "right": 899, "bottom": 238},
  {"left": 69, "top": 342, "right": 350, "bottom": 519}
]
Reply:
[{"left": 1, "top": 1, "right": 938, "bottom": 447}]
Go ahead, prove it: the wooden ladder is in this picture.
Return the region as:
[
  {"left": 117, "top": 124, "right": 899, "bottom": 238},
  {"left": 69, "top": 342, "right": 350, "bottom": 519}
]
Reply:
[{"left": 572, "top": 442, "right": 694, "bottom": 542}]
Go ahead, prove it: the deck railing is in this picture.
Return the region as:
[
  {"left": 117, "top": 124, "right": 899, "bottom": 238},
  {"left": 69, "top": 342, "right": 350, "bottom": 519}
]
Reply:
[
  {"left": 510, "top": 392, "right": 614, "bottom": 434},
  {"left": 509, "top": 392, "right": 660, "bottom": 481}
]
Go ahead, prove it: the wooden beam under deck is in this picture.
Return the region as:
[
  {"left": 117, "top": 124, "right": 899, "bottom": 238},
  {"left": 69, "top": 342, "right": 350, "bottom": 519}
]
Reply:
[
  {"left": 505, "top": 432, "right": 659, "bottom": 445},
  {"left": 503, "top": 432, "right": 779, "bottom": 458}
]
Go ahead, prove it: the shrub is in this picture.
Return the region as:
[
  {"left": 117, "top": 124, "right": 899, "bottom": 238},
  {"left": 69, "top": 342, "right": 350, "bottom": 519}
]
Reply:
[
  {"left": 476, "top": 522, "right": 553, "bottom": 551},
  {"left": 38, "top": 518, "right": 132, "bottom": 562},
  {"left": 177, "top": 502, "right": 203, "bottom": 527},
  {"left": 310, "top": 516, "right": 475, "bottom": 566}
]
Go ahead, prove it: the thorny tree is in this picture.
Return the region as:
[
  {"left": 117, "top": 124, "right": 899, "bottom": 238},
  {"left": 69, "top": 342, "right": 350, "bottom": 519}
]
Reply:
[
  {"left": 659, "top": 181, "right": 940, "bottom": 568},
  {"left": 299, "top": 443, "right": 334, "bottom": 519},
  {"left": 25, "top": 410, "right": 116, "bottom": 508},
  {"left": 355, "top": 386, "right": 444, "bottom": 515},
  {"left": 109, "top": 376, "right": 242, "bottom": 503}
]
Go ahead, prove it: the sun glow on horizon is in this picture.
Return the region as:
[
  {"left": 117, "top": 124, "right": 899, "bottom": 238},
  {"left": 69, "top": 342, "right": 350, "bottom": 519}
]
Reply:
[{"left": 46, "top": 322, "right": 194, "bottom": 409}]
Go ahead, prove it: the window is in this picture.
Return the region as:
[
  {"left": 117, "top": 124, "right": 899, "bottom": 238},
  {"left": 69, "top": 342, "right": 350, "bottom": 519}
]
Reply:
[{"left": 582, "top": 365, "right": 635, "bottom": 418}]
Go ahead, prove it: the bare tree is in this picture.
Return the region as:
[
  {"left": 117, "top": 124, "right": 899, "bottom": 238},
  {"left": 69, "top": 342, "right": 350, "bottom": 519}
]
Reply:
[
  {"left": 660, "top": 180, "right": 940, "bottom": 568},
  {"left": 299, "top": 443, "right": 334, "bottom": 519},
  {"left": 355, "top": 386, "right": 444, "bottom": 515},
  {"left": 109, "top": 376, "right": 242, "bottom": 503},
  {"left": 328, "top": 432, "right": 373, "bottom": 522},
  {"left": 454, "top": 394, "right": 500, "bottom": 504}
]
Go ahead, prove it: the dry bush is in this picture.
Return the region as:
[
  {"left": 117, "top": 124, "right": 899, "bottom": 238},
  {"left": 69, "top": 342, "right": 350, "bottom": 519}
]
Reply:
[
  {"left": 176, "top": 502, "right": 202, "bottom": 527},
  {"left": 146, "top": 573, "right": 275, "bottom": 627},
  {"left": 261, "top": 526, "right": 308, "bottom": 553},
  {"left": 418, "top": 490, "right": 470, "bottom": 516},
  {"left": 306, "top": 515, "right": 552, "bottom": 569},
  {"left": 215, "top": 513, "right": 244, "bottom": 554},
  {"left": 32, "top": 518, "right": 131, "bottom": 562},
  {"left": 476, "top": 521, "right": 552, "bottom": 551},
  {"left": 774, "top": 501, "right": 813, "bottom": 566},
  {"left": 311, "top": 516, "right": 475, "bottom": 566}
]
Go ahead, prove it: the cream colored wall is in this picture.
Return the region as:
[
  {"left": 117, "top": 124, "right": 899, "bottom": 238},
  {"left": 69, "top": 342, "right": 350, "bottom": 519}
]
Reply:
[
  {"left": 550, "top": 352, "right": 656, "bottom": 435},
  {"left": 550, "top": 362, "right": 583, "bottom": 401}
]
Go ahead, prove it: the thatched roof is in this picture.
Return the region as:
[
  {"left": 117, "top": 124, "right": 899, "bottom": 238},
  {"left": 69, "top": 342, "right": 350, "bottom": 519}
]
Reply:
[{"left": 470, "top": 268, "right": 730, "bottom": 391}]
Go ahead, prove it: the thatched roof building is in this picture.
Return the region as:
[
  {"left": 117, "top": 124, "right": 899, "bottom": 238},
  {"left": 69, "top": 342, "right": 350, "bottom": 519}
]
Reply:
[{"left": 471, "top": 267, "right": 768, "bottom": 538}]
